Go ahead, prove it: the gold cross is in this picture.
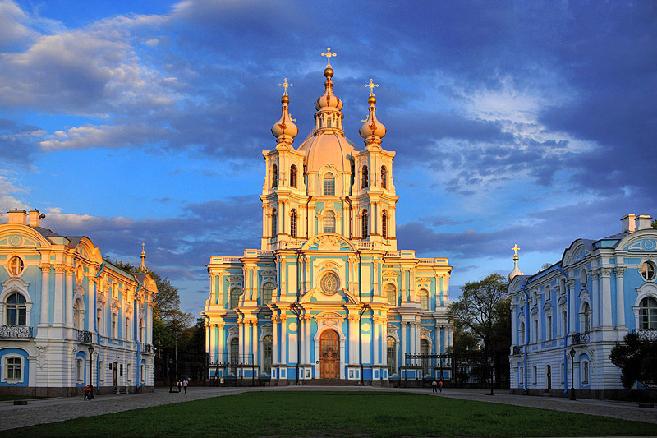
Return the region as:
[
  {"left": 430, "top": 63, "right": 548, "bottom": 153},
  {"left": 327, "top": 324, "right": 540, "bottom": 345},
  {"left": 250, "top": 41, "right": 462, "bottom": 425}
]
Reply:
[
  {"left": 365, "top": 78, "right": 379, "bottom": 96},
  {"left": 278, "top": 77, "right": 290, "bottom": 96},
  {"left": 321, "top": 47, "right": 337, "bottom": 66},
  {"left": 512, "top": 243, "right": 520, "bottom": 257}
]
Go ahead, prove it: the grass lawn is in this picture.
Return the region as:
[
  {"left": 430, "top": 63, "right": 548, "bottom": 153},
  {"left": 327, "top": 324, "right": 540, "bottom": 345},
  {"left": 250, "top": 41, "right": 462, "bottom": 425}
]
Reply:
[{"left": 4, "top": 391, "right": 657, "bottom": 437}]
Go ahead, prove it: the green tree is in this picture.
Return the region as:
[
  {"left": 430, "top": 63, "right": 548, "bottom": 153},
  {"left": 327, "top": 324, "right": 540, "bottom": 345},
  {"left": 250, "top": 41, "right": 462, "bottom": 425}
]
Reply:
[
  {"left": 652, "top": 219, "right": 657, "bottom": 230},
  {"left": 610, "top": 332, "right": 657, "bottom": 388}
]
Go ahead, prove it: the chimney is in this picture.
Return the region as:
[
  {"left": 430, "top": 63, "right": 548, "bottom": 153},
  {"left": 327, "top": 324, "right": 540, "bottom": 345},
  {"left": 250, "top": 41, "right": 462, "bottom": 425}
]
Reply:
[
  {"left": 6, "top": 209, "right": 27, "bottom": 225},
  {"left": 636, "top": 214, "right": 653, "bottom": 231},
  {"left": 621, "top": 213, "right": 636, "bottom": 233},
  {"left": 28, "top": 209, "right": 45, "bottom": 228}
]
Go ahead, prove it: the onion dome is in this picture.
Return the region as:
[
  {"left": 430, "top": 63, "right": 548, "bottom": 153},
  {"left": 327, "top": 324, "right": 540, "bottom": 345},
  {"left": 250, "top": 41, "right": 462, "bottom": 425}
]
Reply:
[
  {"left": 271, "top": 78, "right": 298, "bottom": 147},
  {"left": 315, "top": 66, "right": 344, "bottom": 111},
  {"left": 359, "top": 78, "right": 386, "bottom": 147}
]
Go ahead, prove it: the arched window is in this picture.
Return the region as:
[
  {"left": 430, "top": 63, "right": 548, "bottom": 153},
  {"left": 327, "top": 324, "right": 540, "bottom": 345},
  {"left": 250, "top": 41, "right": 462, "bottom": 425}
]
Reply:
[
  {"left": 519, "top": 321, "right": 525, "bottom": 344},
  {"left": 272, "top": 164, "right": 278, "bottom": 188},
  {"left": 271, "top": 209, "right": 277, "bottom": 236},
  {"left": 421, "top": 339, "right": 430, "bottom": 375},
  {"left": 230, "top": 288, "right": 241, "bottom": 309},
  {"left": 581, "top": 360, "right": 589, "bottom": 384},
  {"left": 139, "top": 318, "right": 145, "bottom": 342},
  {"left": 382, "top": 211, "right": 388, "bottom": 239},
  {"left": 7, "top": 256, "right": 24, "bottom": 276},
  {"left": 381, "top": 165, "right": 387, "bottom": 189},
  {"left": 361, "top": 210, "right": 368, "bottom": 238},
  {"left": 262, "top": 283, "right": 274, "bottom": 305},
  {"left": 419, "top": 288, "right": 429, "bottom": 311},
  {"left": 385, "top": 283, "right": 397, "bottom": 306},
  {"left": 387, "top": 336, "right": 397, "bottom": 375},
  {"left": 639, "top": 297, "right": 657, "bottom": 330},
  {"left": 323, "top": 173, "right": 335, "bottom": 196},
  {"left": 324, "top": 211, "right": 336, "bottom": 234},
  {"left": 125, "top": 316, "right": 131, "bottom": 341},
  {"left": 290, "top": 209, "right": 297, "bottom": 238},
  {"left": 361, "top": 166, "right": 369, "bottom": 189},
  {"left": 580, "top": 269, "right": 587, "bottom": 289},
  {"left": 230, "top": 338, "right": 239, "bottom": 365},
  {"left": 73, "top": 298, "right": 83, "bottom": 330},
  {"left": 6, "top": 292, "right": 26, "bottom": 325},
  {"left": 290, "top": 164, "right": 297, "bottom": 188},
  {"left": 581, "top": 302, "right": 591, "bottom": 333},
  {"left": 263, "top": 335, "right": 273, "bottom": 375},
  {"left": 641, "top": 261, "right": 656, "bottom": 281}
]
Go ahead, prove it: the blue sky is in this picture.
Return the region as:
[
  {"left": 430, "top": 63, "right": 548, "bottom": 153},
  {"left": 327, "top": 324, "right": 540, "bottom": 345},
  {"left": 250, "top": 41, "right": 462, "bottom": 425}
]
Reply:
[{"left": 1, "top": 0, "right": 656, "bottom": 314}]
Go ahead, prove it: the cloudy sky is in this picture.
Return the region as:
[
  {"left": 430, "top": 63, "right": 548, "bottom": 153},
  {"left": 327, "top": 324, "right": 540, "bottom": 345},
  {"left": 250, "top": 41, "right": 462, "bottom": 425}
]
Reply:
[{"left": 1, "top": 0, "right": 656, "bottom": 313}]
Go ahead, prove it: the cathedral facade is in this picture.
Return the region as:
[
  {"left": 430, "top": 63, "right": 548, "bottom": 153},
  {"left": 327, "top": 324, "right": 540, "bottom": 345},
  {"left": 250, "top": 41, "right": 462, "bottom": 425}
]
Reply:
[
  {"left": 204, "top": 55, "right": 453, "bottom": 383},
  {"left": 0, "top": 209, "right": 157, "bottom": 396}
]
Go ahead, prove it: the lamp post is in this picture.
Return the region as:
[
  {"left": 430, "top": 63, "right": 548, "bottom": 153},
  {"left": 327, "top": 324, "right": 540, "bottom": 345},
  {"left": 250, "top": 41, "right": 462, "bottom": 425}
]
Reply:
[
  {"left": 569, "top": 347, "right": 576, "bottom": 400},
  {"left": 489, "top": 354, "right": 495, "bottom": 396},
  {"left": 88, "top": 345, "right": 95, "bottom": 399}
]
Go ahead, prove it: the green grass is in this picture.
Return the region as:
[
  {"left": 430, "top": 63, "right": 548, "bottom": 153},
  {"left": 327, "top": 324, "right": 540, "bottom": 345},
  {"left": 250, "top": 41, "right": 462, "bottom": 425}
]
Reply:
[{"left": 4, "top": 391, "right": 657, "bottom": 437}]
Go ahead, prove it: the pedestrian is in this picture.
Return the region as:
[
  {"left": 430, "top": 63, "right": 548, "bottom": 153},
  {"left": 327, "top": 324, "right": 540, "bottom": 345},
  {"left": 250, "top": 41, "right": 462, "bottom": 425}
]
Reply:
[
  {"left": 438, "top": 378, "right": 444, "bottom": 393},
  {"left": 431, "top": 379, "right": 438, "bottom": 393},
  {"left": 177, "top": 380, "right": 182, "bottom": 393},
  {"left": 183, "top": 378, "right": 188, "bottom": 394}
]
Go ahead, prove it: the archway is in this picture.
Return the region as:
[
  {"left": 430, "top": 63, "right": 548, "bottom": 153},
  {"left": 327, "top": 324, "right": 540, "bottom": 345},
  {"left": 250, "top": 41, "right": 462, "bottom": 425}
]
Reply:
[{"left": 319, "top": 329, "right": 339, "bottom": 379}]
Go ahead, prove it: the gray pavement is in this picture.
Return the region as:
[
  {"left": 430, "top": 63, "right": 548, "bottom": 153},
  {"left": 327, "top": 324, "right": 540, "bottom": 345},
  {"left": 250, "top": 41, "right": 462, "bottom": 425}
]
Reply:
[{"left": 0, "top": 386, "right": 655, "bottom": 432}]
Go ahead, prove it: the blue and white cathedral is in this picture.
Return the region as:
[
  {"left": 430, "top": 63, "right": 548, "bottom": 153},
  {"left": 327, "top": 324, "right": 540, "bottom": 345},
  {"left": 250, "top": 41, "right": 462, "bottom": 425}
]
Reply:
[
  {"left": 204, "top": 52, "right": 453, "bottom": 383},
  {"left": 509, "top": 213, "right": 657, "bottom": 398}
]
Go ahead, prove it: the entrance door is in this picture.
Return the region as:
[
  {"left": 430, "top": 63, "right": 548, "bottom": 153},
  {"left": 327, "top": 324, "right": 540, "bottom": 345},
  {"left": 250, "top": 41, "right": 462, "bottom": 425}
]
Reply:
[{"left": 320, "top": 330, "right": 339, "bottom": 379}]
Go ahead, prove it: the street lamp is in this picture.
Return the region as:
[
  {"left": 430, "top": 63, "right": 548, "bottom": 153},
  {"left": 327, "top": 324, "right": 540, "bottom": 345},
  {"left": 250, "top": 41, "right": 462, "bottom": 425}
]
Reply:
[
  {"left": 489, "top": 355, "right": 495, "bottom": 396},
  {"left": 88, "top": 345, "right": 95, "bottom": 399},
  {"left": 569, "top": 347, "right": 576, "bottom": 400}
]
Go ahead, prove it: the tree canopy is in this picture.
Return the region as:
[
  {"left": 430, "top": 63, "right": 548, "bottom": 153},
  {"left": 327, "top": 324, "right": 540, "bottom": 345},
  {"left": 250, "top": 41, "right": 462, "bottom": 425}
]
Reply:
[{"left": 610, "top": 332, "right": 657, "bottom": 388}]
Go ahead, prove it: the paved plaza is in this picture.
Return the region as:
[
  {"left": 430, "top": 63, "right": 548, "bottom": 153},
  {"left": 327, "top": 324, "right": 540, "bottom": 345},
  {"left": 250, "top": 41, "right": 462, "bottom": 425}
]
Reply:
[{"left": 0, "top": 386, "right": 655, "bottom": 432}]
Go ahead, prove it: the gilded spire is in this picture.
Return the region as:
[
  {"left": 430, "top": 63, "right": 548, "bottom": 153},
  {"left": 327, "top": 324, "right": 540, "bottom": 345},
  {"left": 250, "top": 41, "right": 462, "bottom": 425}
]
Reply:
[
  {"left": 509, "top": 243, "right": 523, "bottom": 280},
  {"left": 359, "top": 78, "right": 386, "bottom": 147},
  {"left": 139, "top": 242, "right": 147, "bottom": 272},
  {"left": 321, "top": 47, "right": 337, "bottom": 66},
  {"left": 272, "top": 77, "right": 298, "bottom": 147}
]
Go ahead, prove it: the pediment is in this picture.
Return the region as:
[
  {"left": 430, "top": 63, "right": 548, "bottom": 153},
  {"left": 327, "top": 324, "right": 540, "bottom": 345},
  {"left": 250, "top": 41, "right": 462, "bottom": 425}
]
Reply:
[{"left": 302, "top": 234, "right": 355, "bottom": 252}]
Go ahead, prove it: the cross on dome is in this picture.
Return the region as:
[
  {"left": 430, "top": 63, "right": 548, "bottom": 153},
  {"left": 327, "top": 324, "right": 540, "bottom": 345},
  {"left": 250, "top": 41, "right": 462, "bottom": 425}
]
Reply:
[
  {"left": 512, "top": 243, "right": 520, "bottom": 258},
  {"left": 321, "top": 48, "right": 337, "bottom": 66},
  {"left": 365, "top": 78, "right": 379, "bottom": 96},
  {"left": 278, "top": 77, "right": 290, "bottom": 96}
]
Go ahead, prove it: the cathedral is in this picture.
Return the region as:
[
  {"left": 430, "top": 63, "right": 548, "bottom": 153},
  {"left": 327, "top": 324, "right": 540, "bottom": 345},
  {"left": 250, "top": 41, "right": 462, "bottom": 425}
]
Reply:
[{"left": 204, "top": 51, "right": 453, "bottom": 383}]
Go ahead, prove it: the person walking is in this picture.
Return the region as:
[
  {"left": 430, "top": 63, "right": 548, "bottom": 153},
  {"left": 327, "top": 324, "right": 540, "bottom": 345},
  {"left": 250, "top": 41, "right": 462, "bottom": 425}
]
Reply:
[
  {"left": 176, "top": 380, "right": 182, "bottom": 393},
  {"left": 438, "top": 378, "right": 444, "bottom": 393},
  {"left": 183, "top": 378, "right": 188, "bottom": 394},
  {"left": 432, "top": 379, "right": 438, "bottom": 393}
]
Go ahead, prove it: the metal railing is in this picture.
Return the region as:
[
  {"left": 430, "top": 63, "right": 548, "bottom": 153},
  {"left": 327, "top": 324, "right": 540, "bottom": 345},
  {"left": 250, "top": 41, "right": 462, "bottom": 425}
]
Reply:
[
  {"left": 571, "top": 332, "right": 590, "bottom": 345},
  {"left": 0, "top": 325, "right": 33, "bottom": 339},
  {"left": 76, "top": 329, "right": 93, "bottom": 344},
  {"left": 633, "top": 329, "right": 657, "bottom": 342}
]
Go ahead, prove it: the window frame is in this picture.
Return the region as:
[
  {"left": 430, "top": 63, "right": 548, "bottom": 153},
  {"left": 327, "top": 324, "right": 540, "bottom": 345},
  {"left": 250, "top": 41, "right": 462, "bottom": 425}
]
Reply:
[
  {"left": 7, "top": 256, "right": 25, "bottom": 277},
  {"left": 290, "top": 209, "right": 297, "bottom": 238},
  {"left": 290, "top": 164, "right": 297, "bottom": 188},
  {"left": 361, "top": 166, "right": 369, "bottom": 189},
  {"left": 4, "top": 355, "right": 23, "bottom": 383},
  {"left": 639, "top": 296, "right": 657, "bottom": 330},
  {"left": 641, "top": 261, "right": 656, "bottom": 281},
  {"left": 361, "top": 210, "right": 368, "bottom": 238},
  {"left": 6, "top": 292, "right": 27, "bottom": 326},
  {"left": 381, "top": 165, "right": 387, "bottom": 189},
  {"left": 323, "top": 211, "right": 336, "bottom": 234},
  {"left": 323, "top": 173, "right": 335, "bottom": 196},
  {"left": 386, "top": 336, "right": 397, "bottom": 376}
]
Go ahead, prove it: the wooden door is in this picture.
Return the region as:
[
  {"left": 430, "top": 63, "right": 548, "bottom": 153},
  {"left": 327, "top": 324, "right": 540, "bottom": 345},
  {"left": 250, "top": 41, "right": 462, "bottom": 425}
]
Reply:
[{"left": 320, "top": 330, "right": 339, "bottom": 379}]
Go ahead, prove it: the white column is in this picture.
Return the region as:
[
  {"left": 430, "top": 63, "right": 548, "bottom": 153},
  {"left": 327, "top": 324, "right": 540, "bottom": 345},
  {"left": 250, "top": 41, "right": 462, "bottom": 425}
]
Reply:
[
  {"left": 348, "top": 316, "right": 354, "bottom": 364},
  {"left": 401, "top": 322, "right": 407, "bottom": 363},
  {"left": 304, "top": 316, "right": 311, "bottom": 364},
  {"left": 54, "top": 266, "right": 65, "bottom": 325},
  {"left": 273, "top": 317, "right": 279, "bottom": 365},
  {"left": 382, "top": 322, "right": 388, "bottom": 366},
  {"left": 448, "top": 325, "right": 453, "bottom": 350},
  {"left": 65, "top": 269, "right": 73, "bottom": 327},
  {"left": 40, "top": 265, "right": 49, "bottom": 325},
  {"left": 615, "top": 267, "right": 625, "bottom": 327},
  {"left": 601, "top": 268, "right": 612, "bottom": 327},
  {"left": 238, "top": 322, "right": 244, "bottom": 359},
  {"left": 217, "top": 323, "right": 225, "bottom": 363},
  {"left": 252, "top": 322, "right": 258, "bottom": 365},
  {"left": 89, "top": 278, "right": 97, "bottom": 332},
  {"left": 205, "top": 323, "right": 211, "bottom": 357},
  {"left": 280, "top": 317, "right": 288, "bottom": 366},
  {"left": 373, "top": 320, "right": 380, "bottom": 365},
  {"left": 568, "top": 280, "right": 576, "bottom": 334},
  {"left": 592, "top": 273, "right": 600, "bottom": 328}
]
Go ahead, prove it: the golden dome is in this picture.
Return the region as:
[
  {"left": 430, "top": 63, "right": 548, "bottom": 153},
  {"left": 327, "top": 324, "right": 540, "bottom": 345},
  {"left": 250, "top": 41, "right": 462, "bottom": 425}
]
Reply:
[
  {"left": 359, "top": 80, "right": 386, "bottom": 146},
  {"left": 271, "top": 80, "right": 298, "bottom": 146}
]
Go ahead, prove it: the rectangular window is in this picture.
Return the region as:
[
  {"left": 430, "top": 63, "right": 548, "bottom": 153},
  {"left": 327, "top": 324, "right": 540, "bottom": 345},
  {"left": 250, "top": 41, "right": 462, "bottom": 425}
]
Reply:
[
  {"left": 125, "top": 318, "right": 130, "bottom": 341},
  {"left": 533, "top": 365, "right": 537, "bottom": 385},
  {"left": 112, "top": 313, "right": 118, "bottom": 338},
  {"left": 99, "top": 361, "right": 105, "bottom": 382},
  {"left": 6, "top": 357, "right": 22, "bottom": 381},
  {"left": 547, "top": 316, "right": 552, "bottom": 340},
  {"left": 562, "top": 311, "right": 568, "bottom": 336},
  {"left": 141, "top": 364, "right": 145, "bottom": 383},
  {"left": 76, "top": 359, "right": 83, "bottom": 382},
  {"left": 534, "top": 320, "right": 539, "bottom": 342}
]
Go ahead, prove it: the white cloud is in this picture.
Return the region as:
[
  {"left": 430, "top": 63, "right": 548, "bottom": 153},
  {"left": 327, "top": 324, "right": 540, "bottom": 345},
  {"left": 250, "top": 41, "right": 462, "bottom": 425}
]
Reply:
[
  {"left": 0, "top": 174, "right": 27, "bottom": 214},
  {"left": 39, "top": 123, "right": 159, "bottom": 150}
]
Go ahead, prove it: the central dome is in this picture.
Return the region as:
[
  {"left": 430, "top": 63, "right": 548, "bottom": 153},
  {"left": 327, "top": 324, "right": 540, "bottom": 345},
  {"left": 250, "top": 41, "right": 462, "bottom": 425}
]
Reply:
[{"left": 298, "top": 131, "right": 354, "bottom": 173}]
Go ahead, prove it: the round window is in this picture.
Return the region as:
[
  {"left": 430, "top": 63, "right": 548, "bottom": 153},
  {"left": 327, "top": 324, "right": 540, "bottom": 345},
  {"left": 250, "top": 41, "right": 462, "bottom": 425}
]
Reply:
[
  {"left": 640, "top": 261, "right": 656, "bottom": 281},
  {"left": 320, "top": 272, "right": 340, "bottom": 296},
  {"left": 7, "top": 256, "right": 24, "bottom": 276}
]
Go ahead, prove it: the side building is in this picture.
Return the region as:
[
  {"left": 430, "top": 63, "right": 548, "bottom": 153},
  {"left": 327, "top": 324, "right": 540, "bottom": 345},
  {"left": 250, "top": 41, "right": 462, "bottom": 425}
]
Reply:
[
  {"left": 0, "top": 209, "right": 157, "bottom": 396},
  {"left": 508, "top": 213, "right": 657, "bottom": 398},
  {"left": 204, "top": 58, "right": 453, "bottom": 384}
]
